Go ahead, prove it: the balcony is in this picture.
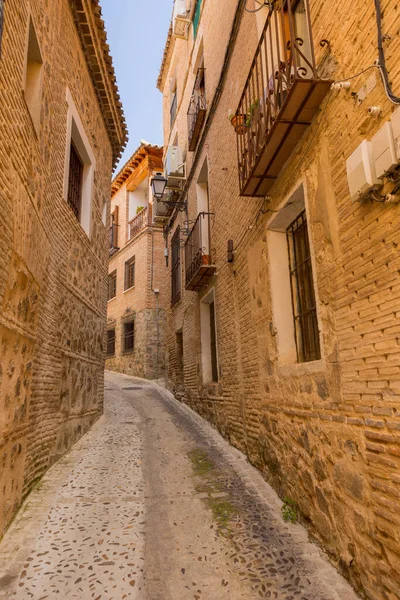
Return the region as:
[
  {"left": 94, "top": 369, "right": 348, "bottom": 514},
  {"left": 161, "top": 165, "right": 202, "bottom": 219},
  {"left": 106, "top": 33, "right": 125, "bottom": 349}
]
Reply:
[
  {"left": 129, "top": 206, "right": 148, "bottom": 239},
  {"left": 109, "top": 223, "right": 119, "bottom": 255},
  {"left": 185, "top": 212, "right": 216, "bottom": 291},
  {"left": 235, "top": 0, "right": 332, "bottom": 197},
  {"left": 188, "top": 68, "right": 206, "bottom": 152}
]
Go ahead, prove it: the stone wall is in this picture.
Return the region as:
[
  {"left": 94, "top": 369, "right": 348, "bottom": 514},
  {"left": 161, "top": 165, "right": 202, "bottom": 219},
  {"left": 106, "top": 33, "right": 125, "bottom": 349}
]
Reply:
[
  {"left": 161, "top": 0, "right": 400, "bottom": 598},
  {"left": 0, "top": 0, "right": 115, "bottom": 537}
]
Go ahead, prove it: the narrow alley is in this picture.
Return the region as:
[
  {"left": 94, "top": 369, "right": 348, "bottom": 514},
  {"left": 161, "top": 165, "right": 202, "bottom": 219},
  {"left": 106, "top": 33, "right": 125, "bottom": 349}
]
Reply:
[{"left": 0, "top": 372, "right": 359, "bottom": 600}]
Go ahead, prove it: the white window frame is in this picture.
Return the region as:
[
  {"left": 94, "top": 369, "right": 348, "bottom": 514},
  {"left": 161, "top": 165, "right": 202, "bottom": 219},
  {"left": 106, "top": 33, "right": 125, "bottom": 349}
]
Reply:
[
  {"left": 63, "top": 88, "right": 96, "bottom": 238},
  {"left": 266, "top": 183, "right": 323, "bottom": 373}
]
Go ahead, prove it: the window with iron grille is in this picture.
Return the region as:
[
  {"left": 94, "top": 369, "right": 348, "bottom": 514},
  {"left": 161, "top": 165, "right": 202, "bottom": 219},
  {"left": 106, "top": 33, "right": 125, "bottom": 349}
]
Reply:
[
  {"left": 171, "top": 227, "right": 181, "bottom": 305},
  {"left": 287, "top": 210, "right": 321, "bottom": 363},
  {"left": 123, "top": 320, "right": 135, "bottom": 353},
  {"left": 67, "top": 142, "right": 83, "bottom": 221},
  {"left": 108, "top": 271, "right": 117, "bottom": 301},
  {"left": 107, "top": 329, "right": 116, "bottom": 356},
  {"left": 124, "top": 257, "right": 135, "bottom": 290}
]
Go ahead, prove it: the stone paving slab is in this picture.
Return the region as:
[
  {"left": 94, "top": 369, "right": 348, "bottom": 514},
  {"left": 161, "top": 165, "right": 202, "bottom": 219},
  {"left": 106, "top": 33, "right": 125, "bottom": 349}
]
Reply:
[{"left": 0, "top": 372, "right": 361, "bottom": 600}]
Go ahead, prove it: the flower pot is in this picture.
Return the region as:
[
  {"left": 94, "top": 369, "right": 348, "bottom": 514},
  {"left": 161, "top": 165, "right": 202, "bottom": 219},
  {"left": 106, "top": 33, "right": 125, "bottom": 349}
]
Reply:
[{"left": 230, "top": 114, "right": 248, "bottom": 135}]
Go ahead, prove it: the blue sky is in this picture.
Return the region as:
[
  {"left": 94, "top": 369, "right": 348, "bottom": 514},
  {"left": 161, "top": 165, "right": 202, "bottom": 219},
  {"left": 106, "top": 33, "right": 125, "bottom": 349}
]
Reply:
[{"left": 101, "top": 0, "right": 173, "bottom": 171}]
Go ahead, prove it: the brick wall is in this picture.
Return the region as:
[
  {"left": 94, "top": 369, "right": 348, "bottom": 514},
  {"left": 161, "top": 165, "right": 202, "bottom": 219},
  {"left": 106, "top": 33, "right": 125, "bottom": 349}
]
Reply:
[
  {"left": 0, "top": 0, "right": 118, "bottom": 537},
  {"left": 106, "top": 172, "right": 168, "bottom": 380},
  {"left": 160, "top": 0, "right": 400, "bottom": 598}
]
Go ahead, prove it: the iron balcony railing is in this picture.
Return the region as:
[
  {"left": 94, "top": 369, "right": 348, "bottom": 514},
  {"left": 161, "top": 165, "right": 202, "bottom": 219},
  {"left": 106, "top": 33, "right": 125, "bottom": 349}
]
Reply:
[
  {"left": 235, "top": 0, "right": 332, "bottom": 197},
  {"left": 188, "top": 68, "right": 206, "bottom": 151},
  {"left": 184, "top": 212, "right": 216, "bottom": 291},
  {"left": 129, "top": 206, "right": 148, "bottom": 239},
  {"left": 109, "top": 223, "right": 119, "bottom": 253}
]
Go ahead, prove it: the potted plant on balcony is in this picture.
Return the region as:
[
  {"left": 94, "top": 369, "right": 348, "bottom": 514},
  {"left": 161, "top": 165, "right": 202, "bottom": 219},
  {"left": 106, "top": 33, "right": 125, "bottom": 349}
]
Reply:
[
  {"left": 245, "top": 99, "right": 259, "bottom": 128},
  {"left": 229, "top": 113, "right": 248, "bottom": 135}
]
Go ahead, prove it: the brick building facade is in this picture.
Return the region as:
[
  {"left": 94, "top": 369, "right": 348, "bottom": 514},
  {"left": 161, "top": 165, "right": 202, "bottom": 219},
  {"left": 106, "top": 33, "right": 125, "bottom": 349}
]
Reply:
[
  {"left": 106, "top": 144, "right": 167, "bottom": 380},
  {"left": 0, "top": 0, "right": 126, "bottom": 538},
  {"left": 158, "top": 1, "right": 400, "bottom": 598}
]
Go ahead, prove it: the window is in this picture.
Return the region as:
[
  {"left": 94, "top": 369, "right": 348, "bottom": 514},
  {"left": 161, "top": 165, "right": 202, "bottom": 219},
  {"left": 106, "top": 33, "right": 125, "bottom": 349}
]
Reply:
[
  {"left": 107, "top": 329, "right": 116, "bottom": 356},
  {"left": 123, "top": 320, "right": 135, "bottom": 353},
  {"left": 176, "top": 330, "right": 184, "bottom": 385},
  {"left": 284, "top": 0, "right": 312, "bottom": 75},
  {"left": 110, "top": 206, "right": 119, "bottom": 252},
  {"left": 267, "top": 185, "right": 321, "bottom": 366},
  {"left": 200, "top": 289, "right": 219, "bottom": 383},
  {"left": 170, "top": 88, "right": 177, "bottom": 128},
  {"left": 125, "top": 256, "right": 135, "bottom": 290},
  {"left": 108, "top": 271, "right": 117, "bottom": 301},
  {"left": 209, "top": 301, "right": 218, "bottom": 382},
  {"left": 287, "top": 210, "right": 321, "bottom": 363},
  {"left": 63, "top": 89, "right": 96, "bottom": 237},
  {"left": 193, "top": 0, "right": 203, "bottom": 38},
  {"left": 67, "top": 142, "right": 83, "bottom": 221},
  {"left": 0, "top": 0, "right": 5, "bottom": 59},
  {"left": 24, "top": 18, "right": 43, "bottom": 134},
  {"left": 171, "top": 227, "right": 181, "bottom": 305}
]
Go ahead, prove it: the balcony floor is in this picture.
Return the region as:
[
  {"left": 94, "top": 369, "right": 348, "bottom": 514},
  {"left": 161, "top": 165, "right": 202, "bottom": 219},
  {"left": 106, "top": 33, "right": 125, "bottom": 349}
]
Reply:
[
  {"left": 186, "top": 263, "right": 217, "bottom": 292},
  {"left": 239, "top": 78, "right": 332, "bottom": 197}
]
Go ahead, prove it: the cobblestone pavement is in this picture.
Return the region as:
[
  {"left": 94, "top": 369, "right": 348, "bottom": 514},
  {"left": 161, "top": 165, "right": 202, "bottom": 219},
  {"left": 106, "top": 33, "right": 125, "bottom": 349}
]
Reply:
[{"left": 0, "top": 372, "right": 360, "bottom": 599}]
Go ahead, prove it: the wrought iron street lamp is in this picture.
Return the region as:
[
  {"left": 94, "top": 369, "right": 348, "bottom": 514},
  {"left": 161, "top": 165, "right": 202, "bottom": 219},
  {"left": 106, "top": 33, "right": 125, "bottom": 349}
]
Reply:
[{"left": 151, "top": 172, "right": 168, "bottom": 199}]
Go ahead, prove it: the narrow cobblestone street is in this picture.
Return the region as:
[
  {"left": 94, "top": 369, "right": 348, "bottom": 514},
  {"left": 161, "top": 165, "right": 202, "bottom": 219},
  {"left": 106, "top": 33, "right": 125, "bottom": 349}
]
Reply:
[{"left": 0, "top": 372, "right": 360, "bottom": 600}]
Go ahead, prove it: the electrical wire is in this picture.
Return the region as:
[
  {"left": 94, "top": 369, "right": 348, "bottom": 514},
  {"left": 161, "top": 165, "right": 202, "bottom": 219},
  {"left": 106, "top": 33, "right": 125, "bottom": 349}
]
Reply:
[
  {"left": 245, "top": 0, "right": 272, "bottom": 13},
  {"left": 333, "top": 64, "right": 380, "bottom": 84},
  {"left": 374, "top": 0, "right": 400, "bottom": 104}
]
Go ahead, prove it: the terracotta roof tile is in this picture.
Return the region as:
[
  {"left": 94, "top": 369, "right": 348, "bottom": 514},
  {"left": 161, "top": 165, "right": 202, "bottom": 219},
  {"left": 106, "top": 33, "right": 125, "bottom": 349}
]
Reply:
[{"left": 69, "top": 0, "right": 128, "bottom": 167}]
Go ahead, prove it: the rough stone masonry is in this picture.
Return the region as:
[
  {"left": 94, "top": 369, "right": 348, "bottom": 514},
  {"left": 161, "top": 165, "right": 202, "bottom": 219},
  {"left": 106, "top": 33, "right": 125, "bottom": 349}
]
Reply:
[{"left": 0, "top": 0, "right": 126, "bottom": 539}]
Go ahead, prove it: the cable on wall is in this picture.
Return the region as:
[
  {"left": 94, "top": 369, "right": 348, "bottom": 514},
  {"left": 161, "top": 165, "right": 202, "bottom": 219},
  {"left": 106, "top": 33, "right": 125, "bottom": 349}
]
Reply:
[
  {"left": 245, "top": 0, "right": 273, "bottom": 13},
  {"left": 374, "top": 0, "right": 400, "bottom": 104}
]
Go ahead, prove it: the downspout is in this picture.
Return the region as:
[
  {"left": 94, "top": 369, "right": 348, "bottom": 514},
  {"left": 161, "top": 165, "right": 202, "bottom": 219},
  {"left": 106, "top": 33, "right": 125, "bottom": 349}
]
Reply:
[{"left": 151, "top": 226, "right": 160, "bottom": 380}]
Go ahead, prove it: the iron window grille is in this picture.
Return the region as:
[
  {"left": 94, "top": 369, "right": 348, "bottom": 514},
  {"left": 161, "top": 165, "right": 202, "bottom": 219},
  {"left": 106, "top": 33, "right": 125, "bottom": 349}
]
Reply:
[
  {"left": 107, "top": 329, "right": 116, "bottom": 356},
  {"left": 125, "top": 257, "right": 135, "bottom": 290},
  {"left": 108, "top": 271, "right": 117, "bottom": 301},
  {"left": 123, "top": 321, "right": 135, "bottom": 353},
  {"left": 67, "top": 142, "right": 83, "bottom": 221},
  {"left": 171, "top": 227, "right": 181, "bottom": 305},
  {"left": 287, "top": 210, "right": 321, "bottom": 363}
]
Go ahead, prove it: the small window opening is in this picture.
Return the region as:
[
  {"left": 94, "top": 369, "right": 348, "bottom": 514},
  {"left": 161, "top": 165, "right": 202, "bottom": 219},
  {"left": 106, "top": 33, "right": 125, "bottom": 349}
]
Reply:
[
  {"left": 24, "top": 18, "right": 43, "bottom": 134},
  {"left": 108, "top": 271, "right": 117, "bottom": 301},
  {"left": 125, "top": 257, "right": 135, "bottom": 290},
  {"left": 67, "top": 141, "right": 84, "bottom": 221},
  {"left": 107, "top": 329, "right": 116, "bottom": 356},
  {"left": 123, "top": 321, "right": 135, "bottom": 353}
]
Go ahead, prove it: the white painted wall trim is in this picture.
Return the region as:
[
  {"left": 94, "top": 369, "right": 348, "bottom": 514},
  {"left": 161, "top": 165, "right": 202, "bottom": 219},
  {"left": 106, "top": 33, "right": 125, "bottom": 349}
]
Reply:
[{"left": 63, "top": 88, "right": 96, "bottom": 238}]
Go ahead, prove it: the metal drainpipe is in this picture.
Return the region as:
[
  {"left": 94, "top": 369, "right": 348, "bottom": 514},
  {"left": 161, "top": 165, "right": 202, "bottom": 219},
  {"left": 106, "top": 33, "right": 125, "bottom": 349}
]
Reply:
[
  {"left": 155, "top": 290, "right": 160, "bottom": 381},
  {"left": 151, "top": 226, "right": 160, "bottom": 380}
]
